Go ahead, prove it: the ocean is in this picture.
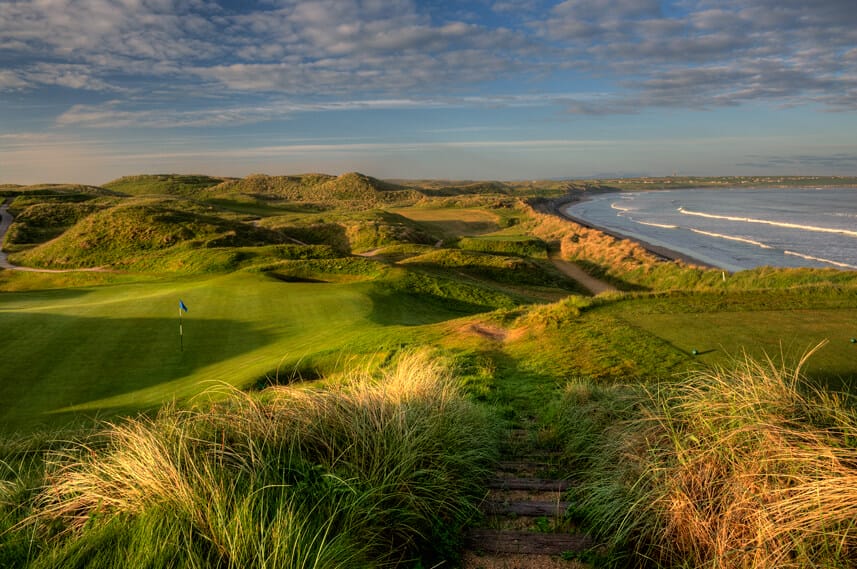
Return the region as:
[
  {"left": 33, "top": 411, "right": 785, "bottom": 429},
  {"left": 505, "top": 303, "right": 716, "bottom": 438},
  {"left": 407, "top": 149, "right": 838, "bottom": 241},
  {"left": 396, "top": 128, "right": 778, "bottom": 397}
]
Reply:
[{"left": 563, "top": 187, "right": 857, "bottom": 272}]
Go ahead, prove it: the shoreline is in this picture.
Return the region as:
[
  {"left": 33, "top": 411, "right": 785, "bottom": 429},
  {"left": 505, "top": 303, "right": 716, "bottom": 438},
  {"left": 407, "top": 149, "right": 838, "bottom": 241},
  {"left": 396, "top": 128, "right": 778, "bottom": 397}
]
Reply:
[{"left": 552, "top": 191, "right": 721, "bottom": 270}]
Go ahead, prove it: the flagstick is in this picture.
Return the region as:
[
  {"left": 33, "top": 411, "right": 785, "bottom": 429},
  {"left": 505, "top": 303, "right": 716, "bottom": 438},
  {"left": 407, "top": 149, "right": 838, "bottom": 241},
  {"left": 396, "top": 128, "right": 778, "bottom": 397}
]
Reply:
[{"left": 179, "top": 305, "right": 184, "bottom": 352}]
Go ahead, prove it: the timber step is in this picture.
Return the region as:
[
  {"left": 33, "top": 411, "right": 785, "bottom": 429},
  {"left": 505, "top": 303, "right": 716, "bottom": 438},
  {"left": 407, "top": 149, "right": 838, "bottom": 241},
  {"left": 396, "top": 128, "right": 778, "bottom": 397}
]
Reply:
[
  {"left": 495, "top": 460, "right": 563, "bottom": 472},
  {"left": 484, "top": 500, "right": 570, "bottom": 517},
  {"left": 464, "top": 528, "right": 593, "bottom": 555},
  {"left": 487, "top": 476, "right": 575, "bottom": 492}
]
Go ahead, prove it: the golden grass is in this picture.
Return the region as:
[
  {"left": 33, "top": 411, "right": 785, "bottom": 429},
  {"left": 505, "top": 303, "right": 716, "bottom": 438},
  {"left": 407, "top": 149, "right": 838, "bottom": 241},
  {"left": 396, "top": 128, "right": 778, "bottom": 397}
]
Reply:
[
  {"left": 18, "top": 351, "right": 497, "bottom": 567},
  {"left": 619, "top": 347, "right": 857, "bottom": 568}
]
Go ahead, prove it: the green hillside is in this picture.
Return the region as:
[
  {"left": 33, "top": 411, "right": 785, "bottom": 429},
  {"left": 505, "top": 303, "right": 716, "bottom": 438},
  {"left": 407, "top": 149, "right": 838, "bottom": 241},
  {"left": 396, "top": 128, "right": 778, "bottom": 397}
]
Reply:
[
  {"left": 208, "top": 172, "right": 423, "bottom": 208},
  {"left": 102, "top": 174, "right": 227, "bottom": 196},
  {"left": 8, "top": 198, "right": 286, "bottom": 269}
]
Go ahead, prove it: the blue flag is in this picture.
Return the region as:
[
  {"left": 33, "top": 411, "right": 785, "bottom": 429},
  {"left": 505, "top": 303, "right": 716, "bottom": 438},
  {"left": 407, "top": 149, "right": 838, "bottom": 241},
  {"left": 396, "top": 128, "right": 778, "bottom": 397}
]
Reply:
[{"left": 179, "top": 299, "right": 188, "bottom": 313}]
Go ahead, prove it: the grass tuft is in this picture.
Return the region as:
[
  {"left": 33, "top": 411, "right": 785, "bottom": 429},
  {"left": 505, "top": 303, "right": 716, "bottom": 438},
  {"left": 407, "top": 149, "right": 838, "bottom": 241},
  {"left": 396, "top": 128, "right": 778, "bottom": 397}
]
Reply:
[
  {"left": 5, "top": 351, "right": 497, "bottom": 568},
  {"left": 558, "top": 346, "right": 857, "bottom": 568}
]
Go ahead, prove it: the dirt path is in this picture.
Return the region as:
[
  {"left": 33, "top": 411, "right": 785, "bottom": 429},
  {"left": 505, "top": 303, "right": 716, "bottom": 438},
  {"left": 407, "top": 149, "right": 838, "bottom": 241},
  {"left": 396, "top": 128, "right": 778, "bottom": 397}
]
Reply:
[
  {"left": 548, "top": 251, "right": 617, "bottom": 295},
  {"left": 0, "top": 199, "right": 106, "bottom": 273}
]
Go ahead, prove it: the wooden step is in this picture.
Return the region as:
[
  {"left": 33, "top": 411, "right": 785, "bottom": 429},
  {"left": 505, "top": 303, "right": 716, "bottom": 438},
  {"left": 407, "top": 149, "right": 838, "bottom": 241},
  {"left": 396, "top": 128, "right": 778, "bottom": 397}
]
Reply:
[
  {"left": 495, "top": 460, "right": 557, "bottom": 473},
  {"left": 464, "top": 528, "right": 593, "bottom": 555},
  {"left": 484, "top": 500, "right": 570, "bottom": 517},
  {"left": 487, "top": 477, "right": 575, "bottom": 492}
]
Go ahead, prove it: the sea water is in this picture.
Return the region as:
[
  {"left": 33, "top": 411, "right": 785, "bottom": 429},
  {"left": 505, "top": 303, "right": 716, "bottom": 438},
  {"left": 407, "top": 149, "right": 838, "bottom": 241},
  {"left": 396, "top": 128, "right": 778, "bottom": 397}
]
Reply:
[{"left": 563, "top": 187, "right": 857, "bottom": 272}]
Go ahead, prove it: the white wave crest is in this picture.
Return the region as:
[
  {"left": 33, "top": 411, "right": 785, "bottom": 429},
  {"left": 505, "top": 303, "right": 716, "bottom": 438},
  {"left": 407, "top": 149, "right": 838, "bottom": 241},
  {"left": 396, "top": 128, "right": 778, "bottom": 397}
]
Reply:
[
  {"left": 635, "top": 220, "right": 678, "bottom": 229},
  {"left": 783, "top": 250, "right": 857, "bottom": 270},
  {"left": 610, "top": 202, "right": 632, "bottom": 213},
  {"left": 678, "top": 207, "right": 857, "bottom": 238},
  {"left": 689, "top": 229, "right": 773, "bottom": 249}
]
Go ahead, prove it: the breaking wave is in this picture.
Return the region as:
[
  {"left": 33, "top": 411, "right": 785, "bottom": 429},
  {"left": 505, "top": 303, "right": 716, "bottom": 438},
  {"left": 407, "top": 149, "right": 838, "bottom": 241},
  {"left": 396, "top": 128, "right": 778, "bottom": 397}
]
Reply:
[
  {"left": 689, "top": 229, "right": 773, "bottom": 249},
  {"left": 679, "top": 207, "right": 857, "bottom": 239},
  {"left": 783, "top": 251, "right": 857, "bottom": 270}
]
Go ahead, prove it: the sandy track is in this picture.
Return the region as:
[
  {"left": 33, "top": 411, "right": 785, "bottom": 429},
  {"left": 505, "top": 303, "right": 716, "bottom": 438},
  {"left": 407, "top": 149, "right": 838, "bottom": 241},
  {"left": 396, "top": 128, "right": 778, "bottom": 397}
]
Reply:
[{"left": 548, "top": 251, "right": 617, "bottom": 295}]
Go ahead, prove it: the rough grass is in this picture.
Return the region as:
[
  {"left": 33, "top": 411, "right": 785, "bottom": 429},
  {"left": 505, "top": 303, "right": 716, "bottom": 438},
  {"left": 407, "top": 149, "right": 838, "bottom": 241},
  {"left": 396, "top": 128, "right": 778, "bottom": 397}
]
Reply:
[
  {"left": 8, "top": 198, "right": 287, "bottom": 270},
  {"left": 459, "top": 235, "right": 547, "bottom": 258},
  {"left": 1, "top": 352, "right": 499, "bottom": 568},
  {"left": 102, "top": 174, "right": 227, "bottom": 196},
  {"left": 556, "top": 349, "right": 857, "bottom": 568},
  {"left": 208, "top": 172, "right": 423, "bottom": 209}
]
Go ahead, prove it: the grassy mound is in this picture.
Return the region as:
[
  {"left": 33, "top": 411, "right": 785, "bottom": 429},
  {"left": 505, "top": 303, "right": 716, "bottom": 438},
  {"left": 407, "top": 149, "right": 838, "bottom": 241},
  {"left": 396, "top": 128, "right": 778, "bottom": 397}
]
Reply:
[
  {"left": 399, "top": 249, "right": 576, "bottom": 289},
  {"left": 3, "top": 201, "right": 102, "bottom": 247},
  {"left": 9, "top": 199, "right": 286, "bottom": 269},
  {"left": 209, "top": 172, "right": 423, "bottom": 209},
  {"left": 0, "top": 352, "right": 499, "bottom": 568},
  {"left": 261, "top": 210, "right": 437, "bottom": 253},
  {"left": 458, "top": 235, "right": 547, "bottom": 258},
  {"left": 556, "top": 349, "right": 857, "bottom": 568},
  {"left": 102, "top": 174, "right": 227, "bottom": 196},
  {"left": 0, "top": 184, "right": 115, "bottom": 198}
]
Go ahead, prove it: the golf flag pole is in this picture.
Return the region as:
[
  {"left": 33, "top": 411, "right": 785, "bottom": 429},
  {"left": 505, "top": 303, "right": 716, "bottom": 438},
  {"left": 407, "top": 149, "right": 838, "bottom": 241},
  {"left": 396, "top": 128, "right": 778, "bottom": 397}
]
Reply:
[{"left": 179, "top": 299, "right": 188, "bottom": 351}]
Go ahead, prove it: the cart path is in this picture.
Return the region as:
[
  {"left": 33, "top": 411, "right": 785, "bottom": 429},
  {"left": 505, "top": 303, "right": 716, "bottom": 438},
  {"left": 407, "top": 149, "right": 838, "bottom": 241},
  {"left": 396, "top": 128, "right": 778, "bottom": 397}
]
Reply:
[
  {"left": 0, "top": 199, "right": 107, "bottom": 273},
  {"left": 548, "top": 251, "right": 617, "bottom": 296}
]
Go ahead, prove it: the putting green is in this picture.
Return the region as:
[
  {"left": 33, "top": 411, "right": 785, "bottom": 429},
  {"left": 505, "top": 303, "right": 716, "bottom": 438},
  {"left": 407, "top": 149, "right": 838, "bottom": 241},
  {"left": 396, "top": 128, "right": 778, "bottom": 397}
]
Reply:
[{"left": 0, "top": 272, "right": 452, "bottom": 432}]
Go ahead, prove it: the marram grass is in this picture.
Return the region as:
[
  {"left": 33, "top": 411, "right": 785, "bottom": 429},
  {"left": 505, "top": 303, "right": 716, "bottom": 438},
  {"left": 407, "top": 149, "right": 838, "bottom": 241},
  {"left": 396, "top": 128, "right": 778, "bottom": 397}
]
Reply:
[
  {"left": 1, "top": 351, "right": 498, "bottom": 568},
  {"left": 558, "top": 346, "right": 857, "bottom": 568}
]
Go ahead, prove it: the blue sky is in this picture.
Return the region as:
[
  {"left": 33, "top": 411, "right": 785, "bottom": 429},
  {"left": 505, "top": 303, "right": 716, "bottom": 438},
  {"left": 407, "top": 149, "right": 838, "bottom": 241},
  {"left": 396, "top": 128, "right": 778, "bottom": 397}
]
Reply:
[{"left": 1, "top": 0, "right": 856, "bottom": 184}]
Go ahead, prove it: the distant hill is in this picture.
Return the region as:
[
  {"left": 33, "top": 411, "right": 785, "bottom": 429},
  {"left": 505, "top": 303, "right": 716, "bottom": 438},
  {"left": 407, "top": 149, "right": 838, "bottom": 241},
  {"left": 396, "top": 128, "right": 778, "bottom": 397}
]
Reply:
[
  {"left": 208, "top": 172, "right": 423, "bottom": 207},
  {"left": 9, "top": 197, "right": 286, "bottom": 269},
  {"left": 102, "top": 174, "right": 228, "bottom": 196},
  {"left": 0, "top": 183, "right": 118, "bottom": 197}
]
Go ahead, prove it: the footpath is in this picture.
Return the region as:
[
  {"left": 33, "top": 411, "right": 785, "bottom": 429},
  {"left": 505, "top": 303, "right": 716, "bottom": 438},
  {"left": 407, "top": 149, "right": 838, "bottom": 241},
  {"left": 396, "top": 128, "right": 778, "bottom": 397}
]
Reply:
[
  {"left": 460, "top": 420, "right": 597, "bottom": 568},
  {"left": 548, "top": 250, "right": 617, "bottom": 296}
]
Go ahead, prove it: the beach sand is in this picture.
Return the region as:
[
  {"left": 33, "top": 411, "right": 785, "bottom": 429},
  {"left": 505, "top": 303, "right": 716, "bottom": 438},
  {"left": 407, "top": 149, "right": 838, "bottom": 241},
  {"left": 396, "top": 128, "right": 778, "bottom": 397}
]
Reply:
[{"left": 553, "top": 191, "right": 719, "bottom": 270}]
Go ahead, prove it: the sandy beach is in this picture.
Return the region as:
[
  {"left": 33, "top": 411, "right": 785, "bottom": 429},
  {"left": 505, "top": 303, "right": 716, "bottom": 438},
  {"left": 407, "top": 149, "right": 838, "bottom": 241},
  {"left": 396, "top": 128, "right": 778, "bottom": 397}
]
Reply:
[{"left": 552, "top": 191, "right": 719, "bottom": 270}]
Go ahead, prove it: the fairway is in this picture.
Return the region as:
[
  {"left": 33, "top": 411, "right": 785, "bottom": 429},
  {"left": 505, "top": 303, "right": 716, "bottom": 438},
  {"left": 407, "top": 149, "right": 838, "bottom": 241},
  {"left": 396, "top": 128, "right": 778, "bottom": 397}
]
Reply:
[
  {"left": 620, "top": 308, "right": 857, "bottom": 382},
  {"left": 0, "top": 272, "right": 453, "bottom": 432}
]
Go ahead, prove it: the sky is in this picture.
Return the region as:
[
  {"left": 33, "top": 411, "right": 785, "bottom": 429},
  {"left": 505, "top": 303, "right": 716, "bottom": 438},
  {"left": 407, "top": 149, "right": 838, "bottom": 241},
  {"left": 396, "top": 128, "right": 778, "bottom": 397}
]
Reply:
[{"left": 1, "top": 0, "right": 856, "bottom": 184}]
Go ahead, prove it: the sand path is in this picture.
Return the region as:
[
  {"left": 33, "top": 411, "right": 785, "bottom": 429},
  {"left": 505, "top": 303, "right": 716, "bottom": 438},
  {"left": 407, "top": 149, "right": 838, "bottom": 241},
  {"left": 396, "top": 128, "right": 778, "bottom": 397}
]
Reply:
[
  {"left": 548, "top": 250, "right": 617, "bottom": 295},
  {"left": 0, "top": 198, "right": 106, "bottom": 273}
]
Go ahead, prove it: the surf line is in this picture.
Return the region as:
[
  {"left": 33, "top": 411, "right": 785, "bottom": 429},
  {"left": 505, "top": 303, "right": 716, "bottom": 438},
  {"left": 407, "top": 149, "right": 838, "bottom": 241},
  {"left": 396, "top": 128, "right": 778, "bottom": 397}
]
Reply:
[
  {"left": 689, "top": 228, "right": 773, "bottom": 249},
  {"left": 678, "top": 207, "right": 857, "bottom": 238},
  {"left": 784, "top": 250, "right": 857, "bottom": 270},
  {"left": 634, "top": 219, "right": 679, "bottom": 230}
]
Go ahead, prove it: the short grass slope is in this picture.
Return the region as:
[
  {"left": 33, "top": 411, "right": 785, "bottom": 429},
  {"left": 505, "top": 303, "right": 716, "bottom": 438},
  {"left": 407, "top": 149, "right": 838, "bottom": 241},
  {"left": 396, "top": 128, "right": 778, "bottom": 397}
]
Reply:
[
  {"left": 0, "top": 352, "right": 499, "bottom": 568},
  {"left": 0, "top": 269, "right": 513, "bottom": 433}
]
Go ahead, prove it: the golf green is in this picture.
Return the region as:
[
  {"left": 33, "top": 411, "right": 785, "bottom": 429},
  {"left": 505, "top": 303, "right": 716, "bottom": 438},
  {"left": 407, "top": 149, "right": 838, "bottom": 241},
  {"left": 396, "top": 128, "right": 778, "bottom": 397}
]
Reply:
[{"left": 0, "top": 272, "right": 451, "bottom": 432}]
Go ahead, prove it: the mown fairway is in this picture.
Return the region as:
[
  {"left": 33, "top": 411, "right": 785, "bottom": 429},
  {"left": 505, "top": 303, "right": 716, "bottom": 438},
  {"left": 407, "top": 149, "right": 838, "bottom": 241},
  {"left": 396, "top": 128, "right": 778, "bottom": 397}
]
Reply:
[
  {"left": 0, "top": 271, "right": 454, "bottom": 432},
  {"left": 619, "top": 307, "right": 857, "bottom": 382}
]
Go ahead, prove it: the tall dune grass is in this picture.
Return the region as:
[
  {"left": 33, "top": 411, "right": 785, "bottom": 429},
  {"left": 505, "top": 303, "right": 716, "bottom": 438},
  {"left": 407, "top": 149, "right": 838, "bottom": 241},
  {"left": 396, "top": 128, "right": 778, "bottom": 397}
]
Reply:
[
  {"left": 2, "top": 352, "right": 498, "bottom": 568},
  {"left": 557, "top": 348, "right": 857, "bottom": 568}
]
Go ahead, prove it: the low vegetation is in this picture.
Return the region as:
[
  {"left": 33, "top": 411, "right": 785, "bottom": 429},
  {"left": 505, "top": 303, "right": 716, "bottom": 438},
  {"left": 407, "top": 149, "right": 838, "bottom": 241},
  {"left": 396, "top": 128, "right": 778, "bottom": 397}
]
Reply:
[
  {"left": 0, "top": 352, "right": 499, "bottom": 568},
  {"left": 555, "top": 349, "right": 857, "bottom": 568}
]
